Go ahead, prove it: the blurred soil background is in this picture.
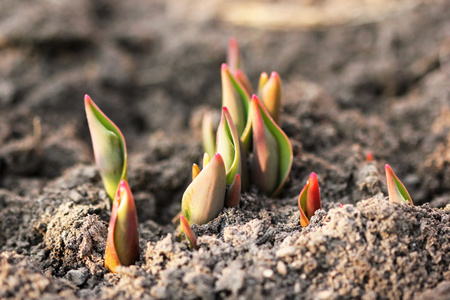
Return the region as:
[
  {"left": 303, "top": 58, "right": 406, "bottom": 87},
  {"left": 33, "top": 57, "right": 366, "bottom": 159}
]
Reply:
[{"left": 0, "top": 0, "right": 449, "bottom": 299}]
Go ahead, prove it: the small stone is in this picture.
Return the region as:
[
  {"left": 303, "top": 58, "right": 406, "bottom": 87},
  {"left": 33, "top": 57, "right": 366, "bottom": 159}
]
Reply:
[
  {"left": 66, "top": 268, "right": 88, "bottom": 286},
  {"left": 316, "top": 290, "right": 335, "bottom": 299},
  {"left": 263, "top": 269, "right": 274, "bottom": 278},
  {"left": 276, "top": 246, "right": 297, "bottom": 258},
  {"left": 276, "top": 261, "right": 287, "bottom": 276}
]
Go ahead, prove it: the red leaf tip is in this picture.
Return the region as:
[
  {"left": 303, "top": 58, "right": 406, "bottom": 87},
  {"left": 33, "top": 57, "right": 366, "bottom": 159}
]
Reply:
[
  {"left": 221, "top": 63, "right": 228, "bottom": 70},
  {"left": 229, "top": 37, "right": 238, "bottom": 47},
  {"left": 84, "top": 94, "right": 92, "bottom": 106},
  {"left": 251, "top": 94, "right": 259, "bottom": 101},
  {"left": 213, "top": 153, "right": 224, "bottom": 162},
  {"left": 222, "top": 106, "right": 229, "bottom": 113},
  {"left": 270, "top": 71, "right": 279, "bottom": 79}
]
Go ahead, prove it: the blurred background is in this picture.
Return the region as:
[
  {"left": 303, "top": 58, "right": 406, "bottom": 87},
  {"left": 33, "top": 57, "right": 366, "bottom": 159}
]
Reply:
[{"left": 0, "top": 0, "right": 449, "bottom": 206}]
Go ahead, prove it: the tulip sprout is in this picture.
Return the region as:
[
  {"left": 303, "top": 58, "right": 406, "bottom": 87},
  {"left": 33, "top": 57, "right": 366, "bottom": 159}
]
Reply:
[
  {"left": 181, "top": 153, "right": 227, "bottom": 225},
  {"left": 385, "top": 164, "right": 413, "bottom": 205},
  {"left": 105, "top": 180, "right": 140, "bottom": 273},
  {"left": 180, "top": 215, "right": 199, "bottom": 250},
  {"left": 298, "top": 172, "right": 322, "bottom": 227},
  {"left": 244, "top": 95, "right": 293, "bottom": 197},
  {"left": 221, "top": 63, "right": 250, "bottom": 136},
  {"left": 258, "top": 72, "right": 282, "bottom": 125},
  {"left": 85, "top": 95, "right": 127, "bottom": 201}
]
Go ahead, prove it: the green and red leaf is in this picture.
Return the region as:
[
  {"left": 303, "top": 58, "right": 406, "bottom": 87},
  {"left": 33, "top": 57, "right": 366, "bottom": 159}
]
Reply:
[
  {"left": 105, "top": 180, "right": 139, "bottom": 273},
  {"left": 182, "top": 153, "right": 227, "bottom": 225},
  {"left": 85, "top": 95, "right": 127, "bottom": 201},
  {"left": 247, "top": 95, "right": 293, "bottom": 197},
  {"left": 180, "top": 215, "right": 199, "bottom": 250},
  {"left": 298, "top": 172, "right": 322, "bottom": 227},
  {"left": 385, "top": 164, "right": 413, "bottom": 205}
]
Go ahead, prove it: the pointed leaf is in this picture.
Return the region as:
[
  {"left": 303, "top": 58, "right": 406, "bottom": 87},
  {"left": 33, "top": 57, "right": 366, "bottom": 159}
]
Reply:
[
  {"left": 225, "top": 174, "right": 241, "bottom": 208},
  {"left": 258, "top": 72, "right": 268, "bottom": 94},
  {"left": 180, "top": 215, "right": 198, "bottom": 250},
  {"left": 259, "top": 72, "right": 282, "bottom": 124},
  {"left": 202, "top": 112, "right": 216, "bottom": 159},
  {"left": 221, "top": 64, "right": 250, "bottom": 136},
  {"left": 385, "top": 164, "right": 413, "bottom": 204},
  {"left": 249, "top": 95, "right": 293, "bottom": 197},
  {"left": 227, "top": 37, "right": 241, "bottom": 73},
  {"left": 105, "top": 180, "right": 139, "bottom": 273},
  {"left": 85, "top": 95, "right": 127, "bottom": 201},
  {"left": 216, "top": 107, "right": 242, "bottom": 185},
  {"left": 192, "top": 163, "right": 200, "bottom": 181},
  {"left": 298, "top": 172, "right": 322, "bottom": 227},
  {"left": 203, "top": 152, "right": 210, "bottom": 169},
  {"left": 251, "top": 98, "right": 279, "bottom": 195},
  {"left": 182, "top": 153, "right": 226, "bottom": 225}
]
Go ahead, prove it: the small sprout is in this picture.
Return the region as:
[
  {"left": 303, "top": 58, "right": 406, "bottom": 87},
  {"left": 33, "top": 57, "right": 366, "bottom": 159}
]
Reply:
[
  {"left": 180, "top": 215, "right": 198, "bottom": 250},
  {"left": 385, "top": 164, "right": 413, "bottom": 205},
  {"left": 182, "top": 153, "right": 227, "bottom": 225},
  {"left": 203, "top": 152, "right": 210, "bottom": 168},
  {"left": 245, "top": 95, "right": 293, "bottom": 197},
  {"left": 192, "top": 163, "right": 200, "bottom": 181},
  {"left": 366, "top": 152, "right": 373, "bottom": 162},
  {"left": 258, "top": 72, "right": 282, "bottom": 124},
  {"left": 227, "top": 37, "right": 241, "bottom": 73},
  {"left": 217, "top": 107, "right": 243, "bottom": 186},
  {"left": 298, "top": 172, "right": 322, "bottom": 227},
  {"left": 105, "top": 180, "right": 139, "bottom": 273},
  {"left": 258, "top": 72, "right": 269, "bottom": 93},
  {"left": 202, "top": 112, "right": 216, "bottom": 159},
  {"left": 85, "top": 95, "right": 127, "bottom": 201},
  {"left": 225, "top": 174, "right": 241, "bottom": 208},
  {"left": 221, "top": 63, "right": 250, "bottom": 136}
]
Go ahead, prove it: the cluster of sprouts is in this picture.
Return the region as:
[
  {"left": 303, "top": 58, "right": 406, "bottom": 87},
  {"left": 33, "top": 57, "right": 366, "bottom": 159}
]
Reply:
[{"left": 84, "top": 39, "right": 413, "bottom": 273}]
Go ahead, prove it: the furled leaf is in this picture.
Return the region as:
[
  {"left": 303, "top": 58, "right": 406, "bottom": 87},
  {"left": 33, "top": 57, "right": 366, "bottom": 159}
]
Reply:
[
  {"left": 180, "top": 215, "right": 198, "bottom": 250},
  {"left": 203, "top": 152, "right": 210, "bottom": 169},
  {"left": 216, "top": 107, "right": 242, "bottom": 185},
  {"left": 298, "top": 172, "right": 322, "bottom": 227},
  {"left": 258, "top": 72, "right": 268, "bottom": 93},
  {"left": 85, "top": 95, "right": 127, "bottom": 201},
  {"left": 227, "top": 37, "right": 241, "bottom": 73},
  {"left": 252, "top": 98, "right": 279, "bottom": 195},
  {"left": 182, "top": 153, "right": 227, "bottom": 225},
  {"left": 221, "top": 64, "right": 250, "bottom": 136},
  {"left": 258, "top": 72, "right": 282, "bottom": 124},
  {"left": 202, "top": 112, "right": 216, "bottom": 159},
  {"left": 105, "top": 180, "right": 139, "bottom": 273},
  {"left": 247, "top": 95, "right": 293, "bottom": 197},
  {"left": 192, "top": 163, "right": 200, "bottom": 181},
  {"left": 385, "top": 164, "right": 413, "bottom": 205}
]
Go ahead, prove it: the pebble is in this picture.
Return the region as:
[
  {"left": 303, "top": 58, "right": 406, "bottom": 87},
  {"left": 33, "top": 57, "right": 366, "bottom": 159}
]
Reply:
[
  {"left": 66, "top": 268, "right": 88, "bottom": 286},
  {"left": 276, "top": 261, "right": 287, "bottom": 276},
  {"left": 276, "top": 246, "right": 297, "bottom": 258},
  {"left": 263, "top": 269, "right": 274, "bottom": 278}
]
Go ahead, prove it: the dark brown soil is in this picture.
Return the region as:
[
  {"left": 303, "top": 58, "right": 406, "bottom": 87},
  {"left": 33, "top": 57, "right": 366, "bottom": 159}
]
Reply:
[{"left": 0, "top": 0, "right": 449, "bottom": 299}]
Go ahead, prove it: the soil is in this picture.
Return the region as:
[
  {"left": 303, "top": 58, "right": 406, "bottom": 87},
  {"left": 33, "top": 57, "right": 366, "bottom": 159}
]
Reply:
[{"left": 0, "top": 0, "right": 449, "bottom": 299}]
